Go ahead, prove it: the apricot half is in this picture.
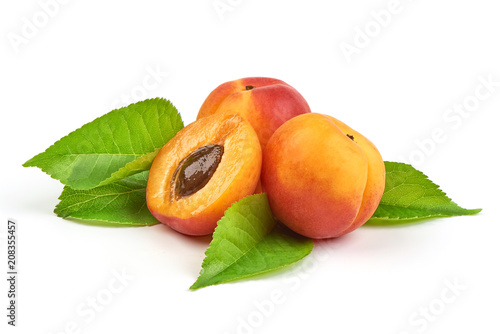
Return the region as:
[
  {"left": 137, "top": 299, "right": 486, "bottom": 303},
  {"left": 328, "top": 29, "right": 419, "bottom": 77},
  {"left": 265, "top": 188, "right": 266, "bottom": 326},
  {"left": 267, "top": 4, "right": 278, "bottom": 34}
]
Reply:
[
  {"left": 147, "top": 113, "right": 262, "bottom": 236},
  {"left": 197, "top": 77, "right": 311, "bottom": 148},
  {"left": 261, "top": 113, "right": 385, "bottom": 239}
]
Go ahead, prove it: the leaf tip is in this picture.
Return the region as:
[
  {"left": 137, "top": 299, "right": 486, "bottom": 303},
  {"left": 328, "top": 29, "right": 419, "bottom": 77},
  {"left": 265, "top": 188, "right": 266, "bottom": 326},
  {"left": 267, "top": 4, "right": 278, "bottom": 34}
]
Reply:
[
  {"left": 466, "top": 208, "right": 482, "bottom": 215},
  {"left": 189, "top": 276, "right": 213, "bottom": 290},
  {"left": 22, "top": 156, "right": 37, "bottom": 168},
  {"left": 189, "top": 283, "right": 201, "bottom": 291},
  {"left": 53, "top": 207, "right": 66, "bottom": 218}
]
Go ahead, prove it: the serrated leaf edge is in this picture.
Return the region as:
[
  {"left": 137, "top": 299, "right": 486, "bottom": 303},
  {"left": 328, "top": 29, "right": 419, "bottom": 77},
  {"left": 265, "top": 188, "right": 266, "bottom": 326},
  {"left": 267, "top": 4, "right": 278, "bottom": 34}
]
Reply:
[{"left": 23, "top": 98, "right": 182, "bottom": 190}]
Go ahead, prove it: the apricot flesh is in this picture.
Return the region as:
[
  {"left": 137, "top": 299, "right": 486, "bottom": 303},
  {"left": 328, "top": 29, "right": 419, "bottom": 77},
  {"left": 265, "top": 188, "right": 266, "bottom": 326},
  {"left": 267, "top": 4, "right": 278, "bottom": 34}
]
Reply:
[
  {"left": 197, "top": 77, "right": 311, "bottom": 148},
  {"left": 147, "top": 113, "right": 262, "bottom": 236},
  {"left": 261, "top": 113, "right": 385, "bottom": 239}
]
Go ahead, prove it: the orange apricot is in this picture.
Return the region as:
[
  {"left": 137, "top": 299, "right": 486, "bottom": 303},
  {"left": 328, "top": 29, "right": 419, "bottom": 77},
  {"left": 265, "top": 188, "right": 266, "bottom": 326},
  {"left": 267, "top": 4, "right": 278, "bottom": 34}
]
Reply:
[
  {"left": 197, "top": 77, "right": 311, "bottom": 148},
  {"left": 261, "top": 113, "right": 385, "bottom": 239}
]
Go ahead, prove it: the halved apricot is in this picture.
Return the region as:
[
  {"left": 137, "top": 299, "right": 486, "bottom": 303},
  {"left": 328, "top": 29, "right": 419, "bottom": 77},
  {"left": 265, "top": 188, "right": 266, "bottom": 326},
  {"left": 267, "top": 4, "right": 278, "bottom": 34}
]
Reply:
[{"left": 147, "top": 113, "right": 262, "bottom": 236}]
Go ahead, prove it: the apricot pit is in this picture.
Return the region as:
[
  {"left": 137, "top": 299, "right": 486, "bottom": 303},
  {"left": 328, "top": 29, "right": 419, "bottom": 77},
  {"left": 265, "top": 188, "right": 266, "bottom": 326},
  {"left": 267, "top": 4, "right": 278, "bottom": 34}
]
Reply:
[{"left": 172, "top": 144, "right": 224, "bottom": 200}]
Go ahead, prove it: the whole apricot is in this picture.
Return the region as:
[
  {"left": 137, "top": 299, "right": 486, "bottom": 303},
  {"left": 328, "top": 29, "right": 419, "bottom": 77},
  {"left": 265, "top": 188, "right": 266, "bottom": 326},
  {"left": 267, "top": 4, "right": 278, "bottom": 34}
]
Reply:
[
  {"left": 147, "top": 113, "right": 262, "bottom": 236},
  {"left": 261, "top": 113, "right": 385, "bottom": 239},
  {"left": 197, "top": 77, "right": 311, "bottom": 148}
]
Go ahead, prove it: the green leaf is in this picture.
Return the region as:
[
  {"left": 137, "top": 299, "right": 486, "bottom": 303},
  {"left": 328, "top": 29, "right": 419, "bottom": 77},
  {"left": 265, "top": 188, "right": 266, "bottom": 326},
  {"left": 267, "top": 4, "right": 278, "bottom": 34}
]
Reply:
[
  {"left": 190, "top": 194, "right": 313, "bottom": 290},
  {"left": 23, "top": 98, "right": 183, "bottom": 190},
  {"left": 54, "top": 171, "right": 158, "bottom": 226},
  {"left": 367, "top": 162, "right": 481, "bottom": 224}
]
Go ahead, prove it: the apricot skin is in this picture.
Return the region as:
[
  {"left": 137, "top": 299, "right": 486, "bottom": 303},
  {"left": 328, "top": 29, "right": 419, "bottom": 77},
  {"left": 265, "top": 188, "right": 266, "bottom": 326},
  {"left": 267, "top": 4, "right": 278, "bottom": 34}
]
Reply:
[
  {"left": 147, "top": 113, "right": 261, "bottom": 236},
  {"left": 261, "top": 113, "right": 385, "bottom": 239},
  {"left": 197, "top": 77, "right": 311, "bottom": 148}
]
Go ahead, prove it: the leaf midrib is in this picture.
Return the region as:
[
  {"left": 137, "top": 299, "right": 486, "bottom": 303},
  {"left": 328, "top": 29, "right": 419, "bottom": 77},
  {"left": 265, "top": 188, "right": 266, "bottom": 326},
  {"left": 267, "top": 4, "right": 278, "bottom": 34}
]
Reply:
[
  {"left": 374, "top": 203, "right": 478, "bottom": 219},
  {"left": 58, "top": 187, "right": 145, "bottom": 211},
  {"left": 48, "top": 153, "right": 144, "bottom": 157},
  {"left": 195, "top": 223, "right": 273, "bottom": 286}
]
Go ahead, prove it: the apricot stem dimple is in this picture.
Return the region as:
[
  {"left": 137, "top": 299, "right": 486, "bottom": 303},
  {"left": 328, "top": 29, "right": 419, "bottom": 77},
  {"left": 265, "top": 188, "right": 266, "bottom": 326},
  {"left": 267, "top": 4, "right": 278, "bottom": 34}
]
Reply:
[
  {"left": 245, "top": 85, "right": 256, "bottom": 91},
  {"left": 171, "top": 145, "right": 224, "bottom": 200},
  {"left": 346, "top": 134, "right": 355, "bottom": 141}
]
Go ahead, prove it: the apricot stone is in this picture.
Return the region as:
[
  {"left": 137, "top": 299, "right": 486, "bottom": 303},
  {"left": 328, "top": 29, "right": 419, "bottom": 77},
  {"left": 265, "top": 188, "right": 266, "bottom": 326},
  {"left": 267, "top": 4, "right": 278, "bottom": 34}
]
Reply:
[
  {"left": 197, "top": 77, "right": 311, "bottom": 148},
  {"left": 147, "top": 113, "right": 262, "bottom": 236},
  {"left": 261, "top": 113, "right": 385, "bottom": 239}
]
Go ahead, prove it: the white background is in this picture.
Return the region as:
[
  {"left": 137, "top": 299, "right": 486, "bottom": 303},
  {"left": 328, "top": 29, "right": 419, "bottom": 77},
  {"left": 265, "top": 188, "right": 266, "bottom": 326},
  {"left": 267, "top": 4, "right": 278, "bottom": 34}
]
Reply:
[{"left": 1, "top": 1, "right": 499, "bottom": 333}]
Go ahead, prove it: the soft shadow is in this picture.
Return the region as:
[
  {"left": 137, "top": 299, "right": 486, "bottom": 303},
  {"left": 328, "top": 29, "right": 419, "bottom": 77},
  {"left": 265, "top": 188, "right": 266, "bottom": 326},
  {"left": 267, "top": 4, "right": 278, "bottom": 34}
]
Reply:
[
  {"left": 313, "top": 232, "right": 356, "bottom": 247},
  {"left": 64, "top": 217, "right": 213, "bottom": 247},
  {"left": 362, "top": 217, "right": 445, "bottom": 229},
  {"left": 18, "top": 185, "right": 62, "bottom": 217}
]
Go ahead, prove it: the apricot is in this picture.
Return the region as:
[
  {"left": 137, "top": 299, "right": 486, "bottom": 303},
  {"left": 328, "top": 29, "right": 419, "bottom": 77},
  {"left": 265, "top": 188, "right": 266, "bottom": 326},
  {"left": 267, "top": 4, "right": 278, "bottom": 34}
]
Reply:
[
  {"left": 197, "top": 77, "right": 311, "bottom": 148},
  {"left": 147, "top": 113, "right": 262, "bottom": 236},
  {"left": 261, "top": 113, "right": 385, "bottom": 239}
]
